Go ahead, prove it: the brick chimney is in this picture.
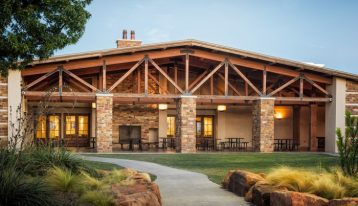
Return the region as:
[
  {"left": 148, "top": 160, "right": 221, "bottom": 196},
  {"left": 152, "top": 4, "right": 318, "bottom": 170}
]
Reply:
[{"left": 116, "top": 30, "right": 142, "bottom": 48}]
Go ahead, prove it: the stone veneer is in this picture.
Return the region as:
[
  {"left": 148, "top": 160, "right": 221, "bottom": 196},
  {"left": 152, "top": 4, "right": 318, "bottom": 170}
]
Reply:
[
  {"left": 346, "top": 80, "right": 358, "bottom": 115},
  {"left": 112, "top": 104, "right": 159, "bottom": 143},
  {"left": 175, "top": 97, "right": 196, "bottom": 153},
  {"left": 0, "top": 76, "right": 7, "bottom": 147},
  {"left": 96, "top": 94, "right": 113, "bottom": 152},
  {"left": 252, "top": 98, "right": 275, "bottom": 152}
]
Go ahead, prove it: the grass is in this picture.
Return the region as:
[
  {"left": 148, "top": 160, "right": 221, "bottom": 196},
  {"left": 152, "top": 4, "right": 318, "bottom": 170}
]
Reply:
[
  {"left": 83, "top": 160, "right": 157, "bottom": 181},
  {"left": 266, "top": 166, "right": 358, "bottom": 199},
  {"left": 85, "top": 152, "right": 339, "bottom": 184}
]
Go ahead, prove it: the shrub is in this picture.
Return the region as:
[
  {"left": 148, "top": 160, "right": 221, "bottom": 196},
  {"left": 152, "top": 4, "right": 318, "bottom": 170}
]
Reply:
[
  {"left": 46, "top": 167, "right": 82, "bottom": 193},
  {"left": 23, "top": 147, "right": 97, "bottom": 176},
  {"left": 102, "top": 169, "right": 135, "bottom": 184},
  {"left": 266, "top": 167, "right": 316, "bottom": 192},
  {"left": 0, "top": 167, "right": 55, "bottom": 206},
  {"left": 330, "top": 168, "right": 358, "bottom": 197},
  {"left": 336, "top": 111, "right": 358, "bottom": 177},
  {"left": 309, "top": 173, "right": 346, "bottom": 199},
  {"left": 79, "top": 190, "right": 115, "bottom": 206},
  {"left": 77, "top": 172, "right": 106, "bottom": 192},
  {"left": 265, "top": 166, "right": 358, "bottom": 199}
]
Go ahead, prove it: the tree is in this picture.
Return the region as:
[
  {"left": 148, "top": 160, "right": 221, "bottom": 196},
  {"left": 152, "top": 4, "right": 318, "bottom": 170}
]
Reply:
[
  {"left": 0, "top": 0, "right": 92, "bottom": 76},
  {"left": 336, "top": 111, "right": 358, "bottom": 177}
]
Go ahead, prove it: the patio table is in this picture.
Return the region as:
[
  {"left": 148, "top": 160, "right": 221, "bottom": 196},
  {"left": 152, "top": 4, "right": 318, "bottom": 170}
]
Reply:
[{"left": 226, "top": 137, "right": 244, "bottom": 151}]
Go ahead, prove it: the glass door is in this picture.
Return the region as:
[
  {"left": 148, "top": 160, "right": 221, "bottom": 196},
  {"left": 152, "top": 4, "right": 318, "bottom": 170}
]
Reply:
[{"left": 64, "top": 114, "right": 90, "bottom": 147}]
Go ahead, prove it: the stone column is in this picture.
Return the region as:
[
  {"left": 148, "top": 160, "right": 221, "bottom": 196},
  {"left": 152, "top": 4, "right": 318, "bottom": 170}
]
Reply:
[
  {"left": 96, "top": 94, "right": 113, "bottom": 153},
  {"left": 325, "top": 77, "right": 346, "bottom": 153},
  {"left": 175, "top": 96, "right": 196, "bottom": 153},
  {"left": 252, "top": 98, "right": 275, "bottom": 152}
]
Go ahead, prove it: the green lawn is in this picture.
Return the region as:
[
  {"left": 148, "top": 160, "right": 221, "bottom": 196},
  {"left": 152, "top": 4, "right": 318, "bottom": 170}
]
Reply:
[
  {"left": 85, "top": 153, "right": 339, "bottom": 184},
  {"left": 84, "top": 160, "right": 124, "bottom": 170}
]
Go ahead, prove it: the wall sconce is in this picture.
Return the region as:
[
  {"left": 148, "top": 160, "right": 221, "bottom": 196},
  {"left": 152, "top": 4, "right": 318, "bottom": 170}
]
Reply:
[
  {"left": 91, "top": 102, "right": 96, "bottom": 109},
  {"left": 217, "top": 105, "right": 227, "bottom": 112},
  {"left": 158, "top": 104, "right": 168, "bottom": 110},
  {"left": 274, "top": 112, "right": 283, "bottom": 120}
]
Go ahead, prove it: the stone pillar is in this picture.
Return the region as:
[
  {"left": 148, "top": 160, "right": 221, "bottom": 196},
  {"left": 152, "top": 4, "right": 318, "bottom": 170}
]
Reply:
[
  {"left": 96, "top": 94, "right": 113, "bottom": 153},
  {"left": 325, "top": 77, "right": 346, "bottom": 153},
  {"left": 252, "top": 98, "right": 275, "bottom": 152},
  {"left": 175, "top": 96, "right": 196, "bottom": 153}
]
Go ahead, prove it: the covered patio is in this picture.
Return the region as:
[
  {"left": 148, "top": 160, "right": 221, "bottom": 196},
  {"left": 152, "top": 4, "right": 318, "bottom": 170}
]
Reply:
[{"left": 21, "top": 39, "right": 337, "bottom": 153}]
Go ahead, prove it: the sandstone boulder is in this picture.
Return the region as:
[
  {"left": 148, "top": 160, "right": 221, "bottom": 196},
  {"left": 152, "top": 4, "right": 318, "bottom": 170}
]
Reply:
[
  {"left": 328, "top": 198, "right": 358, "bottom": 206},
  {"left": 111, "top": 182, "right": 161, "bottom": 206},
  {"left": 116, "top": 191, "right": 160, "bottom": 206},
  {"left": 223, "top": 169, "right": 264, "bottom": 196},
  {"left": 270, "top": 191, "right": 329, "bottom": 206},
  {"left": 252, "top": 183, "right": 287, "bottom": 206},
  {"left": 222, "top": 170, "right": 234, "bottom": 189}
]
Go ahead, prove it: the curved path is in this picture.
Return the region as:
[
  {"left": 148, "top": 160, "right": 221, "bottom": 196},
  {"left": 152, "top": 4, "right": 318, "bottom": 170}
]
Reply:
[{"left": 83, "top": 156, "right": 251, "bottom": 206}]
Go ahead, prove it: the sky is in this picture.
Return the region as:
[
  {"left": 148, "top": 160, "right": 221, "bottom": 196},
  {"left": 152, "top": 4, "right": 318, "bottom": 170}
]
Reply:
[{"left": 55, "top": 0, "right": 358, "bottom": 74}]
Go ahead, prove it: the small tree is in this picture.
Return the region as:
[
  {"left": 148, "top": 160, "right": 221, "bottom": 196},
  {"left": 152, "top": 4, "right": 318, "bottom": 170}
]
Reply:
[
  {"left": 0, "top": 0, "right": 92, "bottom": 76},
  {"left": 336, "top": 111, "right": 358, "bottom": 177}
]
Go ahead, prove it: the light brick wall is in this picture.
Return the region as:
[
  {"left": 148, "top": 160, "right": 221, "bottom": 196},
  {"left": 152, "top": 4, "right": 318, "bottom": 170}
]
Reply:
[
  {"left": 252, "top": 98, "right": 275, "bottom": 152},
  {"left": 0, "top": 75, "right": 8, "bottom": 147},
  {"left": 96, "top": 94, "right": 113, "bottom": 152},
  {"left": 346, "top": 80, "right": 358, "bottom": 115},
  {"left": 112, "top": 104, "right": 159, "bottom": 143},
  {"left": 175, "top": 97, "right": 196, "bottom": 153}
]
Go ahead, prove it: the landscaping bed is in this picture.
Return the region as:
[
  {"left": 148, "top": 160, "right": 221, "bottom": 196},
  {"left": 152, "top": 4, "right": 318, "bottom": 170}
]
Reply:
[
  {"left": 0, "top": 147, "right": 161, "bottom": 206},
  {"left": 222, "top": 167, "right": 358, "bottom": 206}
]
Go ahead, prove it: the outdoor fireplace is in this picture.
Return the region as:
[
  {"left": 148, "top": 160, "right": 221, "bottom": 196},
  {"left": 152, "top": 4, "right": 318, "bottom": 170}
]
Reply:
[{"left": 119, "top": 125, "right": 141, "bottom": 147}]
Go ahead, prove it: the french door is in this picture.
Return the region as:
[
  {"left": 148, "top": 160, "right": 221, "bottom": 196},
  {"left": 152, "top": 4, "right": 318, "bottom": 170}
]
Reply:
[
  {"left": 196, "top": 116, "right": 214, "bottom": 138},
  {"left": 64, "top": 114, "right": 90, "bottom": 147}
]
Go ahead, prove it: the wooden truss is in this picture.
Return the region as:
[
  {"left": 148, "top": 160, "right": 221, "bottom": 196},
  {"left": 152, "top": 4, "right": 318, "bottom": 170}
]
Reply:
[{"left": 23, "top": 50, "right": 332, "bottom": 103}]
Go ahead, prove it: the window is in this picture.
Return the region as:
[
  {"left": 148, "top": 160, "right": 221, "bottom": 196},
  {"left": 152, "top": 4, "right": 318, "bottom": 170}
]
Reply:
[
  {"left": 49, "top": 115, "right": 60, "bottom": 138},
  {"left": 78, "top": 116, "right": 89, "bottom": 137},
  {"left": 196, "top": 116, "right": 214, "bottom": 138},
  {"left": 36, "top": 116, "right": 46, "bottom": 138},
  {"left": 166, "top": 116, "right": 175, "bottom": 137},
  {"left": 66, "top": 116, "right": 76, "bottom": 135},
  {"left": 203, "top": 117, "right": 213, "bottom": 137}
]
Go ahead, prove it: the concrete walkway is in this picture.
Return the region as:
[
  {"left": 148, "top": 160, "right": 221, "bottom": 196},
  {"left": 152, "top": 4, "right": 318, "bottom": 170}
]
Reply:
[{"left": 83, "top": 156, "right": 251, "bottom": 206}]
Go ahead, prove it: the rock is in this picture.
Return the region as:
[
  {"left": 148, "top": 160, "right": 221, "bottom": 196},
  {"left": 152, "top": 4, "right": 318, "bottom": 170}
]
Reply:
[
  {"left": 222, "top": 170, "right": 234, "bottom": 189},
  {"left": 111, "top": 182, "right": 162, "bottom": 206},
  {"left": 149, "top": 183, "right": 162, "bottom": 205},
  {"left": 244, "top": 185, "right": 254, "bottom": 202},
  {"left": 328, "top": 198, "right": 358, "bottom": 206},
  {"left": 116, "top": 191, "right": 161, "bottom": 206},
  {"left": 270, "top": 190, "right": 329, "bottom": 206},
  {"left": 223, "top": 169, "right": 265, "bottom": 196},
  {"left": 252, "top": 183, "right": 283, "bottom": 206}
]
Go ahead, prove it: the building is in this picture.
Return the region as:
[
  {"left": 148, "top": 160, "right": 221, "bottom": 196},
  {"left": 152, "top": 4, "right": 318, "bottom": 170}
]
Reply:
[{"left": 0, "top": 30, "right": 357, "bottom": 153}]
